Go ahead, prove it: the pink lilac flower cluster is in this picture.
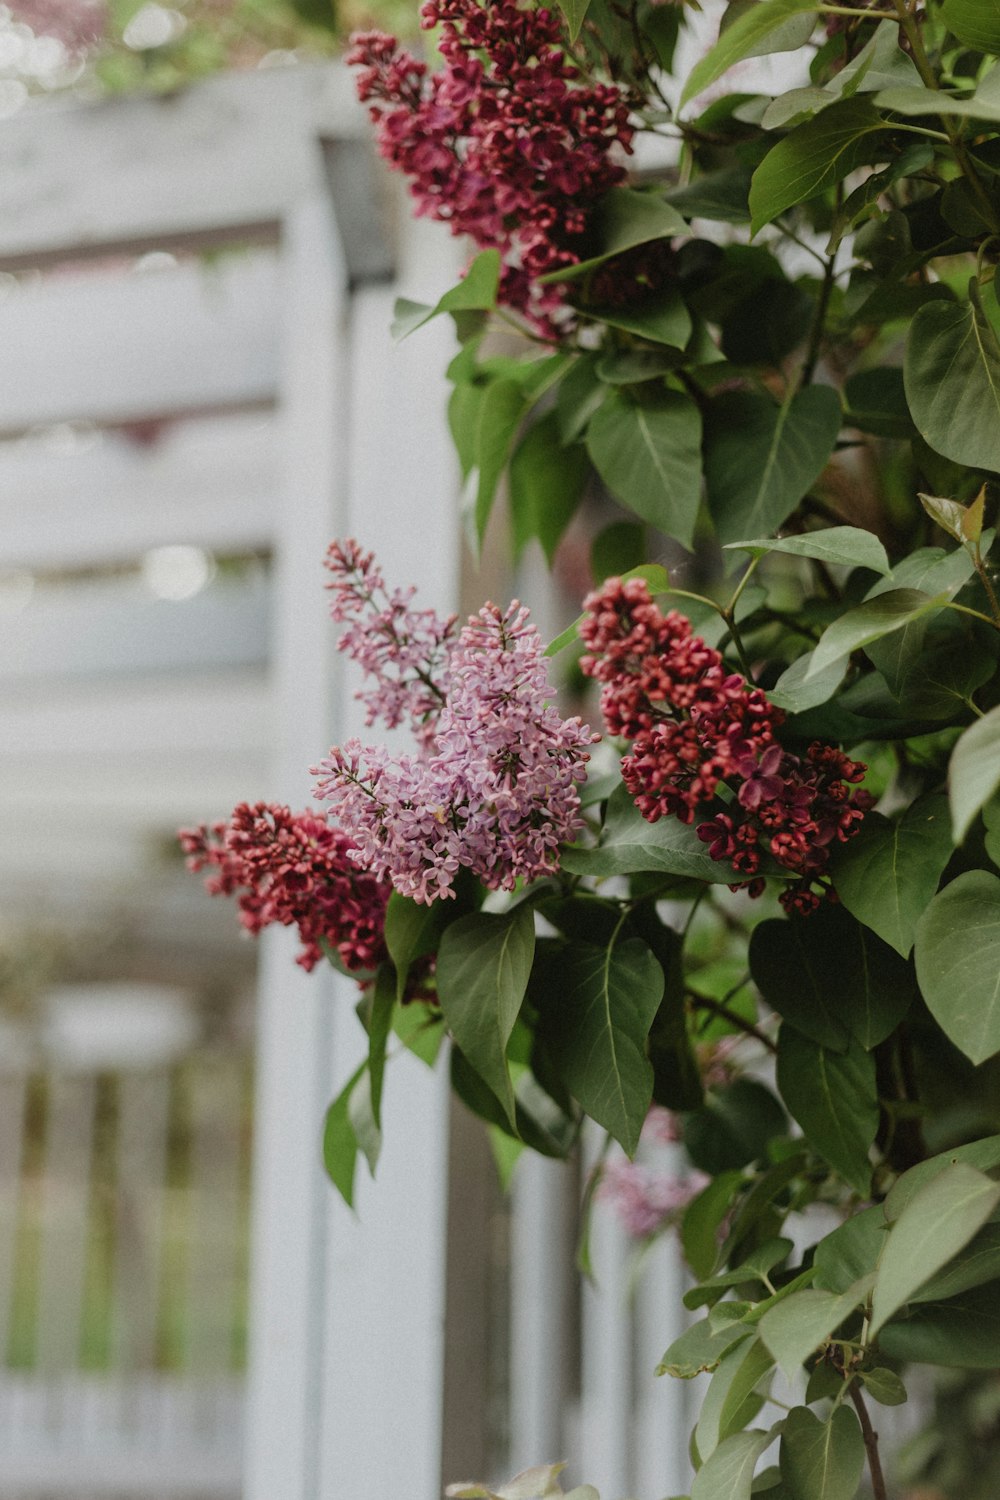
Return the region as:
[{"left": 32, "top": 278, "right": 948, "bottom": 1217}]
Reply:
[
  {"left": 9, "top": 0, "right": 105, "bottom": 51},
  {"left": 346, "top": 0, "right": 634, "bottom": 330},
  {"left": 179, "top": 803, "right": 390, "bottom": 974},
  {"left": 315, "top": 562, "right": 597, "bottom": 903},
  {"left": 579, "top": 577, "right": 874, "bottom": 914},
  {"left": 599, "top": 1157, "right": 707, "bottom": 1238},
  {"left": 325, "top": 539, "right": 457, "bottom": 750}
]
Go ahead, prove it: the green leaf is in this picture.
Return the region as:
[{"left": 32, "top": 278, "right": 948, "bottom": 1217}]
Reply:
[
  {"left": 692, "top": 1428, "right": 778, "bottom": 1500},
  {"left": 806, "top": 588, "right": 945, "bottom": 678},
  {"left": 658, "top": 1313, "right": 754, "bottom": 1379},
  {"left": 561, "top": 783, "right": 737, "bottom": 883},
  {"left": 779, "top": 1406, "right": 865, "bottom": 1500},
  {"left": 592, "top": 286, "right": 693, "bottom": 349},
  {"left": 912, "top": 1220, "right": 1000, "bottom": 1303},
  {"left": 843, "top": 366, "right": 914, "bottom": 439},
  {"left": 685, "top": 1080, "right": 789, "bottom": 1175},
  {"left": 541, "top": 936, "right": 664, "bottom": 1155},
  {"left": 704, "top": 388, "right": 842, "bottom": 545},
  {"left": 539, "top": 187, "right": 687, "bottom": 284},
  {"left": 696, "top": 1338, "right": 775, "bottom": 1465},
  {"left": 322, "top": 1061, "right": 367, "bottom": 1208},
  {"left": 941, "top": 0, "right": 1000, "bottom": 52},
  {"left": 768, "top": 652, "right": 848, "bottom": 713},
  {"left": 473, "top": 379, "right": 528, "bottom": 544},
  {"left": 759, "top": 1276, "right": 874, "bottom": 1380},
  {"left": 813, "top": 1206, "right": 887, "bottom": 1293},
  {"left": 347, "top": 1065, "right": 382, "bottom": 1177},
  {"left": 555, "top": 0, "right": 591, "bottom": 41},
  {"left": 904, "top": 280, "right": 1000, "bottom": 472},
  {"left": 869, "top": 1162, "right": 1000, "bottom": 1334},
  {"left": 680, "top": 0, "right": 821, "bottom": 107},
  {"left": 920, "top": 490, "right": 982, "bottom": 545},
  {"left": 686, "top": 1238, "right": 795, "bottom": 1309},
  {"left": 557, "top": 354, "right": 605, "bottom": 444},
  {"left": 436, "top": 908, "right": 535, "bottom": 1129},
  {"left": 885, "top": 1135, "right": 1000, "bottom": 1220},
  {"left": 879, "top": 1280, "right": 1000, "bottom": 1366},
  {"left": 391, "top": 250, "right": 500, "bottom": 339},
  {"left": 509, "top": 412, "right": 588, "bottom": 565},
  {"left": 749, "top": 98, "right": 892, "bottom": 235},
  {"left": 860, "top": 1367, "right": 907, "bottom": 1405},
  {"left": 949, "top": 704, "right": 1000, "bottom": 842},
  {"left": 750, "top": 905, "right": 915, "bottom": 1052},
  {"left": 586, "top": 390, "right": 703, "bottom": 551},
  {"left": 831, "top": 794, "right": 954, "bottom": 957},
  {"left": 776, "top": 1026, "right": 878, "bottom": 1194},
  {"left": 384, "top": 893, "right": 447, "bottom": 1005},
  {"left": 366, "top": 964, "right": 395, "bottom": 1131},
  {"left": 914, "top": 869, "right": 1000, "bottom": 1064},
  {"left": 683, "top": 1171, "right": 745, "bottom": 1280},
  {"left": 724, "top": 525, "right": 890, "bottom": 576}
]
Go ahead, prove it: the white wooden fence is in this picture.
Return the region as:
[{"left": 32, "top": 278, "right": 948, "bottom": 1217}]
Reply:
[{"left": 0, "top": 62, "right": 692, "bottom": 1500}]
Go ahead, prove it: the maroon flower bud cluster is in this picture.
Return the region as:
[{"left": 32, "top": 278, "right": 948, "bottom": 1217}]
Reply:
[
  {"left": 179, "top": 803, "right": 390, "bottom": 974},
  {"left": 579, "top": 577, "right": 874, "bottom": 914},
  {"left": 347, "top": 0, "right": 634, "bottom": 330}
]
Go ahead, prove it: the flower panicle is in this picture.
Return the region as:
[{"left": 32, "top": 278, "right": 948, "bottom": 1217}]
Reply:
[
  {"left": 580, "top": 576, "right": 874, "bottom": 914},
  {"left": 179, "top": 802, "right": 390, "bottom": 973}
]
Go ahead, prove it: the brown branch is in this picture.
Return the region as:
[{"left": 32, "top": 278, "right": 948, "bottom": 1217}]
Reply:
[
  {"left": 686, "top": 988, "right": 777, "bottom": 1054},
  {"left": 849, "top": 1383, "right": 888, "bottom": 1500}
]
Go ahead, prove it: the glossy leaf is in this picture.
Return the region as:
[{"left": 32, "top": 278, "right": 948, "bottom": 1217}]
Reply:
[
  {"left": 723, "top": 525, "right": 889, "bottom": 575},
  {"left": 561, "top": 783, "right": 737, "bottom": 883},
  {"left": 749, "top": 98, "right": 892, "bottom": 235},
  {"left": 776, "top": 1026, "right": 878, "bottom": 1194},
  {"left": 586, "top": 390, "right": 703, "bottom": 551},
  {"left": 949, "top": 704, "right": 1000, "bottom": 842},
  {"left": 831, "top": 794, "right": 954, "bottom": 957},
  {"left": 436, "top": 907, "right": 535, "bottom": 1128},
  {"left": 904, "top": 281, "right": 1000, "bottom": 472},
  {"left": 759, "top": 1276, "right": 873, "bottom": 1380},
  {"left": 806, "top": 588, "right": 946, "bottom": 678},
  {"left": 384, "top": 893, "right": 447, "bottom": 1005},
  {"left": 778, "top": 1406, "right": 864, "bottom": 1500},
  {"left": 680, "top": 0, "right": 821, "bottom": 107},
  {"left": 870, "top": 1162, "right": 1000, "bottom": 1334},
  {"left": 914, "top": 869, "right": 1000, "bottom": 1064},
  {"left": 539, "top": 934, "right": 663, "bottom": 1155},
  {"left": 704, "top": 388, "right": 842, "bottom": 545}
]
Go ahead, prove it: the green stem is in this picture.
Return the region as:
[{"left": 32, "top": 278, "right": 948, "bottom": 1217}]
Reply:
[
  {"left": 726, "top": 556, "right": 761, "bottom": 618},
  {"left": 947, "top": 600, "right": 1000, "bottom": 630},
  {"left": 800, "top": 251, "right": 838, "bottom": 388}
]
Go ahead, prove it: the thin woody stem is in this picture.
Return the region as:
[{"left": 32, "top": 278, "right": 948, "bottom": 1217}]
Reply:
[{"left": 849, "top": 1383, "right": 888, "bottom": 1500}]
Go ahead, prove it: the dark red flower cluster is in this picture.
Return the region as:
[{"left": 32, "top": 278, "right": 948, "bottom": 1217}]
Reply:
[
  {"left": 347, "top": 0, "right": 634, "bottom": 329},
  {"left": 580, "top": 578, "right": 874, "bottom": 914},
  {"left": 180, "top": 803, "right": 390, "bottom": 973}
]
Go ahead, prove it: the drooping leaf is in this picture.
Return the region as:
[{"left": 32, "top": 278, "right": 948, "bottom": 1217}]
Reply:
[
  {"left": 436, "top": 907, "right": 536, "bottom": 1129},
  {"left": 658, "top": 1312, "right": 754, "bottom": 1379},
  {"left": 686, "top": 1238, "right": 795, "bottom": 1310},
  {"left": 684, "top": 1080, "right": 789, "bottom": 1175},
  {"left": 904, "top": 280, "right": 1000, "bottom": 472},
  {"left": 586, "top": 390, "right": 703, "bottom": 551},
  {"left": 682, "top": 1170, "right": 745, "bottom": 1280},
  {"left": 384, "top": 893, "right": 448, "bottom": 1005},
  {"left": 365, "top": 964, "right": 396, "bottom": 1131},
  {"left": 347, "top": 1065, "right": 382, "bottom": 1177},
  {"left": 914, "top": 869, "right": 1000, "bottom": 1064},
  {"left": 561, "top": 783, "right": 738, "bottom": 883},
  {"left": 776, "top": 1026, "right": 878, "bottom": 1194},
  {"left": 473, "top": 379, "right": 528, "bottom": 544},
  {"left": 509, "top": 412, "right": 588, "bottom": 565},
  {"left": 322, "top": 1061, "right": 367, "bottom": 1208},
  {"left": 831, "top": 795, "right": 954, "bottom": 957},
  {"left": 759, "top": 1276, "right": 873, "bottom": 1380},
  {"left": 391, "top": 250, "right": 500, "bottom": 339},
  {"left": 806, "top": 588, "right": 946, "bottom": 678},
  {"left": 949, "top": 704, "right": 1000, "bottom": 842},
  {"left": 538, "top": 934, "right": 664, "bottom": 1155},
  {"left": 680, "top": 0, "right": 821, "bottom": 107},
  {"left": 592, "top": 287, "right": 692, "bottom": 349},
  {"left": 778, "top": 1406, "right": 865, "bottom": 1500},
  {"left": 723, "top": 525, "right": 890, "bottom": 575},
  {"left": 749, "top": 98, "right": 893, "bottom": 235},
  {"left": 704, "top": 388, "right": 842, "bottom": 545},
  {"left": 869, "top": 1162, "right": 1000, "bottom": 1334}
]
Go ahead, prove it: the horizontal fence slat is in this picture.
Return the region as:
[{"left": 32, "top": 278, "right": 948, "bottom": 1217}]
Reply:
[
  {"left": 0, "top": 65, "right": 359, "bottom": 266},
  {"left": 0, "top": 414, "right": 277, "bottom": 570},
  {"left": 0, "top": 254, "right": 280, "bottom": 434}
]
